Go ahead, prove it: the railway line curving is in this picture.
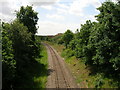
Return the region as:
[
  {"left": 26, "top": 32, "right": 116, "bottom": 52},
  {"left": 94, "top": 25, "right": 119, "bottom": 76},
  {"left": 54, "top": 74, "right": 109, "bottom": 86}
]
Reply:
[{"left": 44, "top": 43, "right": 78, "bottom": 88}]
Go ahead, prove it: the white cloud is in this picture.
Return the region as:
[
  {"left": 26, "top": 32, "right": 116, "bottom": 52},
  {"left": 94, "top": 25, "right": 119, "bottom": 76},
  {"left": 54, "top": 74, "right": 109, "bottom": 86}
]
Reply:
[
  {"left": 0, "top": 0, "right": 19, "bottom": 22},
  {"left": 56, "top": 3, "right": 69, "bottom": 14},
  {"left": 36, "top": 21, "right": 80, "bottom": 35},
  {"left": 0, "top": 0, "right": 59, "bottom": 22},
  {"left": 46, "top": 14, "right": 64, "bottom": 20},
  {"left": 57, "top": 8, "right": 68, "bottom": 14},
  {"left": 57, "top": 3, "right": 69, "bottom": 9},
  {"left": 91, "top": 0, "right": 101, "bottom": 8},
  {"left": 68, "top": 0, "right": 101, "bottom": 16},
  {"left": 69, "top": 0, "right": 88, "bottom": 16},
  {"left": 21, "top": 0, "right": 60, "bottom": 6},
  {"left": 41, "top": 5, "right": 53, "bottom": 10},
  {"left": 0, "top": 13, "right": 15, "bottom": 22},
  {"left": 55, "top": 0, "right": 101, "bottom": 17}
]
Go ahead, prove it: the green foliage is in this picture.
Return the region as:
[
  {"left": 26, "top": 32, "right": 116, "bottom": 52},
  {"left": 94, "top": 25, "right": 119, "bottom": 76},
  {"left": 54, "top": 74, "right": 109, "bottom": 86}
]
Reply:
[
  {"left": 73, "top": 20, "right": 93, "bottom": 58},
  {"left": 86, "top": 1, "right": 120, "bottom": 72},
  {"left": 10, "top": 20, "right": 33, "bottom": 70},
  {"left": 2, "top": 22, "right": 16, "bottom": 88},
  {"left": 62, "top": 1, "right": 120, "bottom": 87},
  {"left": 68, "top": 40, "right": 76, "bottom": 50},
  {"left": 94, "top": 74, "right": 104, "bottom": 88},
  {"left": 16, "top": 5, "right": 40, "bottom": 60},
  {"left": 40, "top": 36, "right": 51, "bottom": 41},
  {"left": 52, "top": 35, "right": 64, "bottom": 44},
  {"left": 62, "top": 48, "right": 74, "bottom": 58},
  {"left": 62, "top": 30, "right": 74, "bottom": 48},
  {"left": 16, "top": 5, "right": 39, "bottom": 40},
  {"left": 2, "top": 5, "right": 41, "bottom": 89}
]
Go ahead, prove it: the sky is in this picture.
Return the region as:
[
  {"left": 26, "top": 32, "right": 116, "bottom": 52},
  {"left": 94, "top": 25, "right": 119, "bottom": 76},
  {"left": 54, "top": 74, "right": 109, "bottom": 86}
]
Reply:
[{"left": 0, "top": 0, "right": 117, "bottom": 35}]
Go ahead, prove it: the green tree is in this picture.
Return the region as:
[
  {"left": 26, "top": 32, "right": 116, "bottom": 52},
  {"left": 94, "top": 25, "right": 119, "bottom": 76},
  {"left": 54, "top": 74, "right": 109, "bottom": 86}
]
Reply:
[
  {"left": 85, "top": 1, "right": 120, "bottom": 77},
  {"left": 16, "top": 5, "right": 39, "bottom": 40},
  {"left": 16, "top": 5, "right": 40, "bottom": 59},
  {"left": 68, "top": 29, "right": 80, "bottom": 50},
  {"left": 2, "top": 5, "right": 41, "bottom": 89},
  {"left": 62, "top": 30, "right": 74, "bottom": 48},
  {"left": 2, "top": 22, "right": 16, "bottom": 89},
  {"left": 9, "top": 20, "right": 34, "bottom": 85},
  {"left": 74, "top": 20, "right": 93, "bottom": 58}
]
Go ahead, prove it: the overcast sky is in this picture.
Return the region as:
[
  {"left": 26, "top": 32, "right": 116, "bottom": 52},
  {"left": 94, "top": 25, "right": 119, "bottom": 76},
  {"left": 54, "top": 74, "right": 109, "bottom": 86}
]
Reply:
[{"left": 0, "top": 0, "right": 117, "bottom": 35}]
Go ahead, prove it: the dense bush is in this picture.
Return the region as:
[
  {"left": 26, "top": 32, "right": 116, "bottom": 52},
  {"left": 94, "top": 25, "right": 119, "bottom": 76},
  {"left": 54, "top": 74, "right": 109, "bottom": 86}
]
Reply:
[
  {"left": 2, "top": 23, "right": 16, "bottom": 88},
  {"left": 60, "top": 1, "right": 120, "bottom": 87},
  {"left": 62, "top": 30, "right": 74, "bottom": 48},
  {"left": 84, "top": 1, "right": 120, "bottom": 74},
  {"left": 2, "top": 5, "right": 41, "bottom": 89}
]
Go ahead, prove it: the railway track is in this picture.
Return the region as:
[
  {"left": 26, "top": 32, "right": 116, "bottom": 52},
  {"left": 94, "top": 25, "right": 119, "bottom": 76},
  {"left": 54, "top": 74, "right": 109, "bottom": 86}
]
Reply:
[{"left": 44, "top": 43, "right": 78, "bottom": 88}]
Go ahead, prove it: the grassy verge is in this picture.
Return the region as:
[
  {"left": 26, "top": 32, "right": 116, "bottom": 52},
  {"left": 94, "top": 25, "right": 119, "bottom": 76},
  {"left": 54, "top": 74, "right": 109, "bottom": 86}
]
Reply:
[
  {"left": 63, "top": 56, "right": 113, "bottom": 88},
  {"left": 45, "top": 41, "right": 115, "bottom": 88},
  {"left": 16, "top": 44, "right": 48, "bottom": 89},
  {"left": 33, "top": 44, "right": 48, "bottom": 88}
]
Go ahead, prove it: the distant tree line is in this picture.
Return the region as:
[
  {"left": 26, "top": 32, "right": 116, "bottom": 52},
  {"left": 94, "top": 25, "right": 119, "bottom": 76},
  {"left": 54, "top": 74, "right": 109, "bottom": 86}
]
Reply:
[{"left": 2, "top": 6, "right": 41, "bottom": 89}]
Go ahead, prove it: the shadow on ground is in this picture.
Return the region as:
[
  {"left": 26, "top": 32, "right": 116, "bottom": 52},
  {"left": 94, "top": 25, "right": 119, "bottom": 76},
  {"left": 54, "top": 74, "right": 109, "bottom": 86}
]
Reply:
[{"left": 13, "top": 57, "right": 48, "bottom": 89}]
